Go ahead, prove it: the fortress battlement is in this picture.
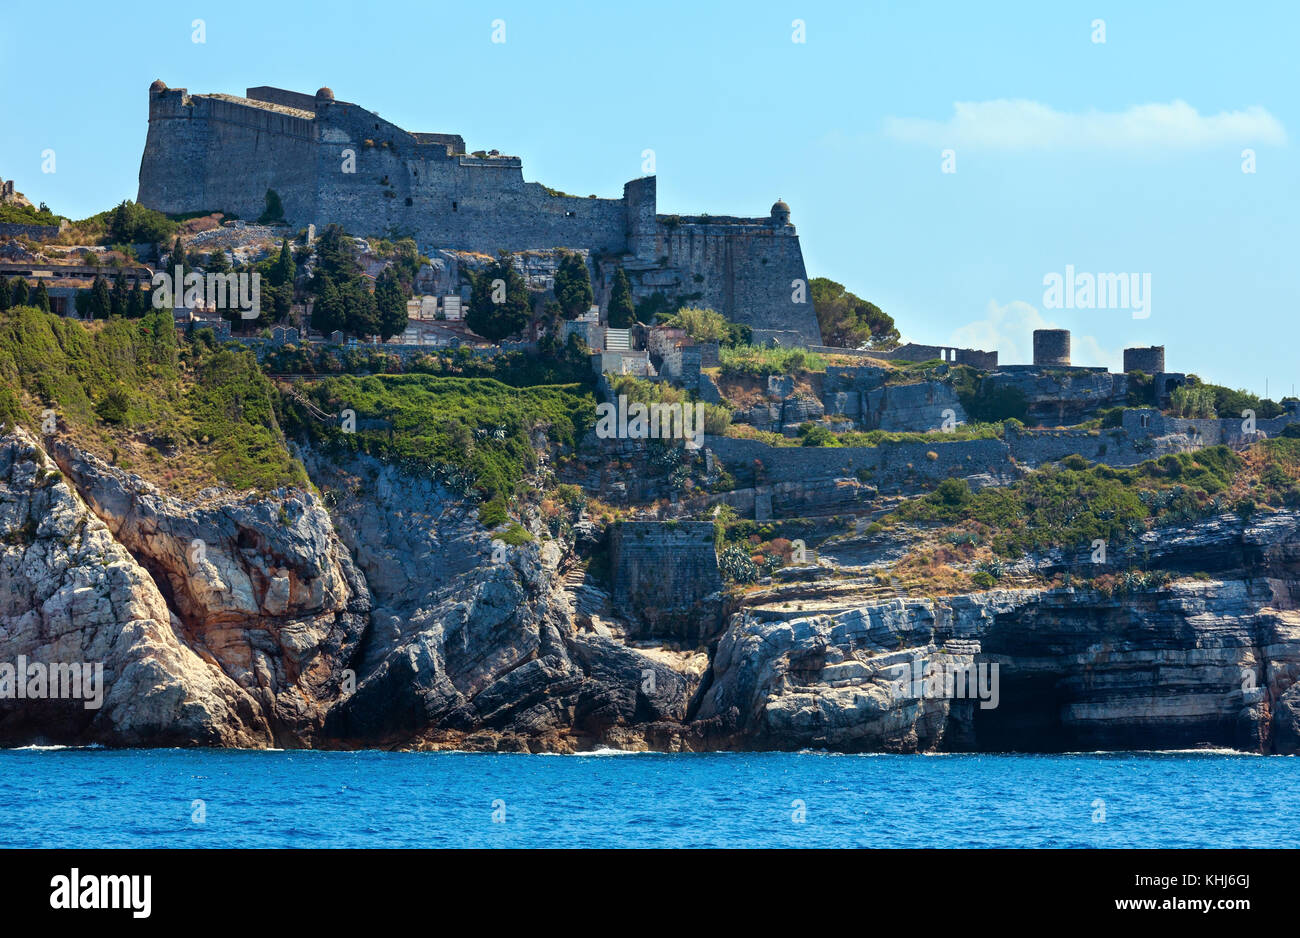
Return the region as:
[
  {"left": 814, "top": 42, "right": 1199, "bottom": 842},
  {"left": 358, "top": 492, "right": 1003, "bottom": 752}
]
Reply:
[{"left": 137, "top": 82, "right": 821, "bottom": 344}]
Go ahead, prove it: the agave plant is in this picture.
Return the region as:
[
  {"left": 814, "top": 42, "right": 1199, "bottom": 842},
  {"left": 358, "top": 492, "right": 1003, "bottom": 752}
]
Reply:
[{"left": 720, "top": 545, "right": 759, "bottom": 584}]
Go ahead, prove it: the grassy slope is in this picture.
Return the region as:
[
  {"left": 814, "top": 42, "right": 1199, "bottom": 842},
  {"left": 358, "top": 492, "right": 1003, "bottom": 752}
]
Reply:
[
  {"left": 0, "top": 306, "right": 305, "bottom": 494},
  {"left": 284, "top": 373, "right": 596, "bottom": 502}
]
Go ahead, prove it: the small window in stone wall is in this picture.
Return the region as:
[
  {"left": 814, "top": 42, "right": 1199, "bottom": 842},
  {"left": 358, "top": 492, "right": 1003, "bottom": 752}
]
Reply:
[
  {"left": 405, "top": 197, "right": 413, "bottom": 207},
  {"left": 452, "top": 201, "right": 458, "bottom": 212},
  {"left": 565, "top": 211, "right": 575, "bottom": 218}
]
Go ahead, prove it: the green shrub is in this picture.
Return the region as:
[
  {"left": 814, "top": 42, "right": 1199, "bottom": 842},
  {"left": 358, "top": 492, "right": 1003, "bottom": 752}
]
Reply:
[{"left": 798, "top": 422, "right": 839, "bottom": 447}]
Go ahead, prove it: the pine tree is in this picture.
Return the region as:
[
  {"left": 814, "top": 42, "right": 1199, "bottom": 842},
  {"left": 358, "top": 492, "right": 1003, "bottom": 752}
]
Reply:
[
  {"left": 206, "top": 248, "right": 231, "bottom": 274},
  {"left": 467, "top": 252, "right": 531, "bottom": 342},
  {"left": 11, "top": 278, "right": 29, "bottom": 308},
  {"left": 0, "top": 277, "right": 10, "bottom": 311},
  {"left": 607, "top": 267, "right": 635, "bottom": 328}
]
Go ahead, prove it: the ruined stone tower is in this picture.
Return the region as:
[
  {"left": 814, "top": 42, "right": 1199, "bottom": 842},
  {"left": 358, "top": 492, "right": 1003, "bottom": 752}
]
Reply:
[
  {"left": 1033, "top": 329, "right": 1071, "bottom": 367},
  {"left": 137, "top": 82, "right": 821, "bottom": 344}
]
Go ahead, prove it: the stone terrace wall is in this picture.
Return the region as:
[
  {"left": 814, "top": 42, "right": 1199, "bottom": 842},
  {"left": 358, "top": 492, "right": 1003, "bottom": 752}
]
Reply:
[
  {"left": 610, "top": 521, "right": 722, "bottom": 641},
  {"left": 1123, "top": 408, "right": 1300, "bottom": 446},
  {"left": 706, "top": 435, "right": 1016, "bottom": 494},
  {"left": 0, "top": 222, "right": 62, "bottom": 240}
]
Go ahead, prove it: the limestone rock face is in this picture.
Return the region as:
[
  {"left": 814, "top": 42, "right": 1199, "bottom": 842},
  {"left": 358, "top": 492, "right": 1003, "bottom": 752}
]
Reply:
[
  {"left": 48, "top": 437, "right": 368, "bottom": 745},
  {"left": 300, "top": 449, "right": 706, "bottom": 751},
  {"left": 0, "top": 428, "right": 268, "bottom": 747},
  {"left": 861, "top": 381, "right": 966, "bottom": 432},
  {"left": 699, "top": 566, "right": 1300, "bottom": 754},
  {"left": 8, "top": 422, "right": 1300, "bottom": 754},
  {"left": 981, "top": 369, "right": 1126, "bottom": 425}
]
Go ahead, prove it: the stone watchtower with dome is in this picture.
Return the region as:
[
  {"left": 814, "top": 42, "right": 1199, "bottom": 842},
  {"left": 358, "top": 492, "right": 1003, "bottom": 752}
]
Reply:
[{"left": 137, "top": 81, "right": 822, "bottom": 344}]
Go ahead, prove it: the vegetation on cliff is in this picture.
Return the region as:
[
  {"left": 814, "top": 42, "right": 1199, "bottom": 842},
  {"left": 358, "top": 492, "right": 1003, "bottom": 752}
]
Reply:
[
  {"left": 50, "top": 199, "right": 178, "bottom": 249},
  {"left": 0, "top": 306, "right": 306, "bottom": 493},
  {"left": 283, "top": 373, "right": 596, "bottom": 501},
  {"left": 308, "top": 225, "right": 409, "bottom": 340},
  {"left": 660, "top": 306, "right": 752, "bottom": 347},
  {"left": 719, "top": 344, "right": 829, "bottom": 378},
  {"left": 0, "top": 200, "right": 61, "bottom": 228},
  {"left": 886, "top": 447, "right": 1251, "bottom": 556}
]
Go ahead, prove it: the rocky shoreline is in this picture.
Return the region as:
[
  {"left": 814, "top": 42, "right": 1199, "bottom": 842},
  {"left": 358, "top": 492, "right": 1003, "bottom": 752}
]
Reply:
[{"left": 3, "top": 425, "right": 1298, "bottom": 754}]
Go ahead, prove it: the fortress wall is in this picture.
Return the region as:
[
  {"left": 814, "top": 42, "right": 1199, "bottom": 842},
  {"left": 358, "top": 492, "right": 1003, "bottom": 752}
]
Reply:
[
  {"left": 0, "top": 222, "right": 61, "bottom": 240},
  {"left": 138, "top": 90, "right": 215, "bottom": 214},
  {"left": 137, "top": 85, "right": 821, "bottom": 343},
  {"left": 312, "top": 99, "right": 629, "bottom": 251},
  {"left": 707, "top": 435, "right": 1014, "bottom": 493},
  {"left": 624, "top": 177, "right": 658, "bottom": 260},
  {"left": 657, "top": 222, "right": 820, "bottom": 346},
  {"left": 139, "top": 90, "right": 316, "bottom": 220},
  {"left": 708, "top": 422, "right": 1215, "bottom": 507},
  {"left": 610, "top": 521, "right": 722, "bottom": 640},
  {"left": 201, "top": 97, "right": 316, "bottom": 221},
  {"left": 246, "top": 86, "right": 318, "bottom": 111}
]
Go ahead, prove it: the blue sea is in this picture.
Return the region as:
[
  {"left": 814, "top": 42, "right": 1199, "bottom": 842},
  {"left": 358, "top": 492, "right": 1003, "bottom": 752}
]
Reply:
[{"left": 0, "top": 748, "right": 1293, "bottom": 848}]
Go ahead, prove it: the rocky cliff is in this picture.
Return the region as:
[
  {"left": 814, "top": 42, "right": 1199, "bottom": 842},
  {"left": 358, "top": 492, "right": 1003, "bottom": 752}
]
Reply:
[
  {"left": 0, "top": 428, "right": 705, "bottom": 751},
  {"left": 697, "top": 509, "right": 1300, "bottom": 754},
  {"left": 4, "top": 424, "right": 1299, "bottom": 754}
]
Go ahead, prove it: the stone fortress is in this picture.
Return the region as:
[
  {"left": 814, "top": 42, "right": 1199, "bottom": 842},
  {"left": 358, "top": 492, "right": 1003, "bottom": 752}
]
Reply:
[{"left": 136, "top": 82, "right": 821, "bottom": 345}]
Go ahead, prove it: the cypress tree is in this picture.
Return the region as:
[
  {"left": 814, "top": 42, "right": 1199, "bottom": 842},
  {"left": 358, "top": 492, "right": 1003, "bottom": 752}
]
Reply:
[
  {"left": 310, "top": 275, "right": 346, "bottom": 335},
  {"left": 90, "top": 275, "right": 111, "bottom": 319},
  {"left": 128, "top": 280, "right": 147, "bottom": 318},
  {"left": 11, "top": 278, "right": 29, "bottom": 308},
  {"left": 32, "top": 281, "right": 51, "bottom": 313},
  {"left": 111, "top": 271, "right": 129, "bottom": 318},
  {"left": 375, "top": 267, "right": 408, "bottom": 341},
  {"left": 272, "top": 239, "right": 294, "bottom": 288},
  {"left": 553, "top": 251, "right": 593, "bottom": 319},
  {"left": 467, "top": 253, "right": 530, "bottom": 342},
  {"left": 607, "top": 267, "right": 635, "bottom": 328}
]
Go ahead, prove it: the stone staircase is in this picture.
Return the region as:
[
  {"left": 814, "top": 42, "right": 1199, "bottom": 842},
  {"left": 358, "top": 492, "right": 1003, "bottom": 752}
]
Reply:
[{"left": 560, "top": 559, "right": 619, "bottom": 631}]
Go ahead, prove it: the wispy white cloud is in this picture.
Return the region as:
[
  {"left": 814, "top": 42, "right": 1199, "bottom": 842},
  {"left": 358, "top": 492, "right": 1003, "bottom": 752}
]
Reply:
[
  {"left": 884, "top": 99, "right": 1286, "bottom": 150},
  {"left": 947, "top": 300, "right": 1120, "bottom": 371}
]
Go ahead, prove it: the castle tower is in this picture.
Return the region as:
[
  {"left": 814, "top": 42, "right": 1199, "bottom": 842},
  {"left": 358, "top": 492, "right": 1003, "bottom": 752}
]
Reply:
[
  {"left": 1033, "top": 329, "right": 1071, "bottom": 367},
  {"left": 1122, "top": 345, "right": 1165, "bottom": 374},
  {"left": 770, "top": 199, "right": 790, "bottom": 226}
]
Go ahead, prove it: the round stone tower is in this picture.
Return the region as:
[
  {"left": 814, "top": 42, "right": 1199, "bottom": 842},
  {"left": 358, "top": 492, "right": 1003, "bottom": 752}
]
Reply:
[
  {"left": 1032, "top": 329, "right": 1071, "bottom": 367},
  {"left": 1122, "top": 345, "right": 1165, "bottom": 374},
  {"left": 770, "top": 199, "right": 791, "bottom": 226}
]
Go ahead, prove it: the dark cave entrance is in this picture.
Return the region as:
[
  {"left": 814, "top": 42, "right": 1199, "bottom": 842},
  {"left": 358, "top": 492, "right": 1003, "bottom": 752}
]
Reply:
[{"left": 972, "top": 666, "right": 1072, "bottom": 752}]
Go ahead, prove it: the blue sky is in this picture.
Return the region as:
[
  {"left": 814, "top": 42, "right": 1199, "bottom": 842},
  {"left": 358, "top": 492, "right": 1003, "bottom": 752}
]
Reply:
[{"left": 2, "top": 1, "right": 1296, "bottom": 394}]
